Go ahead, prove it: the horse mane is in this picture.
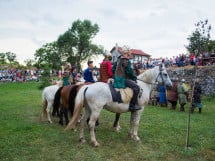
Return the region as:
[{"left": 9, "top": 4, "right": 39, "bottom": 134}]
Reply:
[{"left": 137, "top": 66, "right": 159, "bottom": 83}]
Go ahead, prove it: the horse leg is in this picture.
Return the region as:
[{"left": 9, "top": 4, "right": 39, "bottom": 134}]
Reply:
[
  {"left": 52, "top": 107, "right": 60, "bottom": 117},
  {"left": 63, "top": 108, "right": 69, "bottom": 125},
  {"left": 56, "top": 109, "right": 60, "bottom": 117},
  {"left": 79, "top": 106, "right": 90, "bottom": 144},
  {"left": 46, "top": 102, "right": 53, "bottom": 123},
  {"left": 113, "top": 113, "right": 121, "bottom": 132},
  {"left": 128, "top": 111, "right": 135, "bottom": 138},
  {"left": 128, "top": 111, "right": 142, "bottom": 142},
  {"left": 89, "top": 112, "right": 100, "bottom": 147},
  {"left": 59, "top": 107, "right": 64, "bottom": 126}
]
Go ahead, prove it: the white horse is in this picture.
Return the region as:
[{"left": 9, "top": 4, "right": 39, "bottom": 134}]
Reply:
[
  {"left": 41, "top": 81, "right": 63, "bottom": 123},
  {"left": 65, "top": 64, "right": 172, "bottom": 146}
]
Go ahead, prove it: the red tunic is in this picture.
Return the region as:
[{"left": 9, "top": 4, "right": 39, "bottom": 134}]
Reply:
[{"left": 99, "top": 60, "right": 112, "bottom": 83}]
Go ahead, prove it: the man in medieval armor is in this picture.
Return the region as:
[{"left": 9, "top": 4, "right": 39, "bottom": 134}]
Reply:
[{"left": 112, "top": 45, "right": 141, "bottom": 111}]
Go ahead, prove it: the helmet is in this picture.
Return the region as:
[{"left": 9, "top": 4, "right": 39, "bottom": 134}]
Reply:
[
  {"left": 121, "top": 45, "right": 130, "bottom": 54},
  {"left": 106, "top": 53, "right": 112, "bottom": 58}
]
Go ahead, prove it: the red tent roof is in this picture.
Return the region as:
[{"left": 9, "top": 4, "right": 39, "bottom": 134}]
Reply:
[
  {"left": 110, "top": 46, "right": 150, "bottom": 57},
  {"left": 130, "top": 49, "right": 150, "bottom": 56}
]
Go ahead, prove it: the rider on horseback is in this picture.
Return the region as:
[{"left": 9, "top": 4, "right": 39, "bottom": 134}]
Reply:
[
  {"left": 99, "top": 53, "right": 113, "bottom": 83},
  {"left": 112, "top": 45, "right": 141, "bottom": 112}
]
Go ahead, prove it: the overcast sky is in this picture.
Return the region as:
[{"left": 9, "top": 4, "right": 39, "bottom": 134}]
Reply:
[{"left": 0, "top": 0, "right": 215, "bottom": 63}]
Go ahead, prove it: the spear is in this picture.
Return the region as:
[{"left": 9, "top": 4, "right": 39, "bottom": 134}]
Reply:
[{"left": 185, "top": 53, "right": 198, "bottom": 150}]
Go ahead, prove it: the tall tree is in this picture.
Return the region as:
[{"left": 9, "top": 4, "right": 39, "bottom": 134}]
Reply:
[
  {"left": 24, "top": 59, "right": 35, "bottom": 67},
  {"left": 57, "top": 19, "right": 104, "bottom": 70},
  {"left": 186, "top": 19, "right": 212, "bottom": 55},
  {"left": 5, "top": 52, "right": 17, "bottom": 64},
  {"left": 208, "top": 40, "right": 215, "bottom": 52},
  {"left": 34, "top": 41, "right": 62, "bottom": 69},
  {"left": 0, "top": 53, "right": 6, "bottom": 64}
]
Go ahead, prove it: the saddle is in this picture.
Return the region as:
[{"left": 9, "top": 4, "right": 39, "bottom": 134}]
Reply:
[{"left": 108, "top": 82, "right": 133, "bottom": 103}]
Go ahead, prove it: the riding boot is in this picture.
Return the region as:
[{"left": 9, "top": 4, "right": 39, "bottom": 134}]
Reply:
[
  {"left": 199, "top": 108, "right": 202, "bottom": 113},
  {"left": 129, "top": 92, "right": 141, "bottom": 111},
  {"left": 125, "top": 79, "right": 141, "bottom": 111}
]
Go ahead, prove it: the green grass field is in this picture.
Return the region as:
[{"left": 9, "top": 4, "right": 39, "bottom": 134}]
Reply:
[{"left": 0, "top": 82, "right": 214, "bottom": 161}]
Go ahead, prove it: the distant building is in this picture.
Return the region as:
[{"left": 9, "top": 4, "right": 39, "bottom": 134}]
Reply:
[{"left": 110, "top": 43, "right": 151, "bottom": 64}]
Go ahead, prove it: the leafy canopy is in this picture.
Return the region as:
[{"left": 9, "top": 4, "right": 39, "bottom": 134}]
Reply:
[
  {"left": 57, "top": 19, "right": 104, "bottom": 70},
  {"left": 186, "top": 19, "right": 212, "bottom": 55}
]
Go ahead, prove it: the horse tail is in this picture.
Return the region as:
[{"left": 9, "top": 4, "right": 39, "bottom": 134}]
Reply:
[
  {"left": 65, "top": 86, "right": 88, "bottom": 131},
  {"left": 68, "top": 85, "right": 79, "bottom": 116},
  {"left": 53, "top": 86, "right": 63, "bottom": 116},
  {"left": 41, "top": 89, "right": 48, "bottom": 120},
  {"left": 41, "top": 97, "right": 48, "bottom": 120}
]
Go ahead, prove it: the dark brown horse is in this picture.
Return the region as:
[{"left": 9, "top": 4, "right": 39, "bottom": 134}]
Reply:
[
  {"left": 53, "top": 83, "right": 93, "bottom": 126},
  {"left": 52, "top": 84, "right": 79, "bottom": 125}
]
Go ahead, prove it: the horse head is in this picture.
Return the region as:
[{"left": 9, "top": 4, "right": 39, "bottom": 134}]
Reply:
[{"left": 157, "top": 63, "right": 172, "bottom": 89}]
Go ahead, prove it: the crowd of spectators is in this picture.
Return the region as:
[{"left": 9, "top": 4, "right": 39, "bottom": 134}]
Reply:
[
  {"left": 134, "top": 52, "right": 215, "bottom": 70},
  {"left": 0, "top": 67, "right": 40, "bottom": 82},
  {"left": 1, "top": 52, "right": 215, "bottom": 83}
]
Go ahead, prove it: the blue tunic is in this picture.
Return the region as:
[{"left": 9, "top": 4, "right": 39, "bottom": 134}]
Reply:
[
  {"left": 159, "top": 85, "right": 167, "bottom": 104},
  {"left": 84, "top": 68, "right": 95, "bottom": 83}
]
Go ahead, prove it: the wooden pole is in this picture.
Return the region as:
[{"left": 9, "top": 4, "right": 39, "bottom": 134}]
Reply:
[{"left": 185, "top": 64, "right": 198, "bottom": 149}]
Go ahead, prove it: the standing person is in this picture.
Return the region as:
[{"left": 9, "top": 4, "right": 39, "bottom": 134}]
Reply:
[
  {"left": 99, "top": 53, "right": 113, "bottom": 83},
  {"left": 150, "top": 83, "right": 159, "bottom": 106},
  {"left": 84, "top": 60, "right": 95, "bottom": 83},
  {"left": 158, "top": 83, "right": 167, "bottom": 107},
  {"left": 62, "top": 62, "right": 71, "bottom": 86},
  {"left": 112, "top": 45, "right": 141, "bottom": 111},
  {"left": 177, "top": 79, "right": 188, "bottom": 112},
  {"left": 166, "top": 78, "right": 178, "bottom": 110},
  {"left": 191, "top": 78, "right": 203, "bottom": 113}
]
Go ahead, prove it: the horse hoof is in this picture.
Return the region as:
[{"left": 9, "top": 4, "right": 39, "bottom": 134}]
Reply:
[
  {"left": 113, "top": 126, "right": 121, "bottom": 132},
  {"left": 128, "top": 132, "right": 132, "bottom": 138},
  {"left": 134, "top": 137, "right": 142, "bottom": 143},
  {"left": 91, "top": 141, "right": 100, "bottom": 147},
  {"left": 128, "top": 134, "right": 140, "bottom": 142},
  {"left": 133, "top": 136, "right": 141, "bottom": 142},
  {"left": 80, "top": 138, "right": 86, "bottom": 144},
  {"left": 48, "top": 120, "right": 53, "bottom": 124}
]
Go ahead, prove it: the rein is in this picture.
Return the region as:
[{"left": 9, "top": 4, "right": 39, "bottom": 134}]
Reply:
[
  {"left": 137, "top": 67, "right": 164, "bottom": 85},
  {"left": 137, "top": 78, "right": 158, "bottom": 85}
]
